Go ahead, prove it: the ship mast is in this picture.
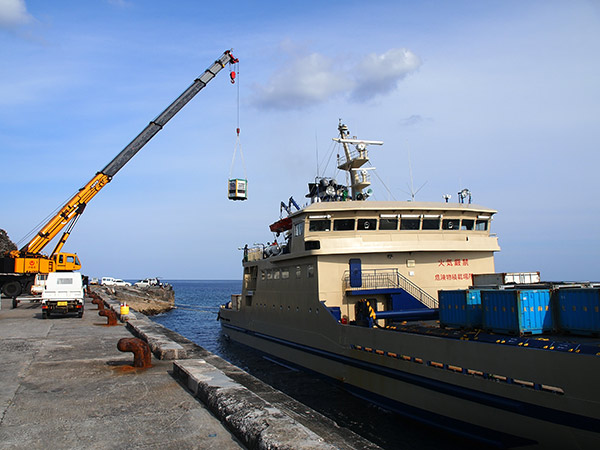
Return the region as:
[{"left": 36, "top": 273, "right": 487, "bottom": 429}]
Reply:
[{"left": 333, "top": 121, "right": 383, "bottom": 200}]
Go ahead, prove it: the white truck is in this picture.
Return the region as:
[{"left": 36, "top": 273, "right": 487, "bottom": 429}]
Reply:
[{"left": 41, "top": 272, "right": 84, "bottom": 319}]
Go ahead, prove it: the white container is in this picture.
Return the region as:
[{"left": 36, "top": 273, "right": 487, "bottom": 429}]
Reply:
[{"left": 472, "top": 272, "right": 541, "bottom": 287}]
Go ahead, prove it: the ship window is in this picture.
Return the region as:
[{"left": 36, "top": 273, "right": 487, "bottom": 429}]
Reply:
[
  {"left": 294, "top": 222, "right": 304, "bottom": 236},
  {"left": 282, "top": 268, "right": 289, "bottom": 279},
  {"left": 442, "top": 219, "right": 459, "bottom": 230},
  {"left": 422, "top": 218, "right": 440, "bottom": 230},
  {"left": 309, "top": 220, "right": 330, "bottom": 232},
  {"left": 357, "top": 219, "right": 377, "bottom": 230},
  {"left": 245, "top": 296, "right": 252, "bottom": 307},
  {"left": 307, "top": 264, "right": 314, "bottom": 278},
  {"left": 305, "top": 241, "right": 320, "bottom": 250},
  {"left": 475, "top": 219, "right": 488, "bottom": 231},
  {"left": 267, "top": 270, "right": 273, "bottom": 280},
  {"left": 379, "top": 218, "right": 398, "bottom": 230},
  {"left": 461, "top": 219, "right": 474, "bottom": 230},
  {"left": 295, "top": 266, "right": 301, "bottom": 278},
  {"left": 334, "top": 219, "right": 355, "bottom": 231},
  {"left": 261, "top": 270, "right": 266, "bottom": 280},
  {"left": 400, "top": 218, "right": 420, "bottom": 230},
  {"left": 274, "top": 270, "right": 280, "bottom": 280}
]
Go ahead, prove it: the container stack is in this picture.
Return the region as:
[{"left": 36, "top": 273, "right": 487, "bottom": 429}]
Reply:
[
  {"left": 481, "top": 289, "right": 553, "bottom": 335},
  {"left": 438, "top": 289, "right": 482, "bottom": 329},
  {"left": 556, "top": 288, "right": 600, "bottom": 336}
]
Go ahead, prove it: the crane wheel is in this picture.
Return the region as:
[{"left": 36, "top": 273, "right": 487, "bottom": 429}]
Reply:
[{"left": 2, "top": 281, "right": 22, "bottom": 298}]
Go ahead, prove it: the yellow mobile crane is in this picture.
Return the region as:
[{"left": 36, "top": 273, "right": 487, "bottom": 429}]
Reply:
[{"left": 1, "top": 50, "right": 238, "bottom": 300}]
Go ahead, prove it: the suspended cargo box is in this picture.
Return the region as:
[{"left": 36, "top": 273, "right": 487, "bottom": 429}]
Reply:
[
  {"left": 228, "top": 178, "right": 247, "bottom": 201},
  {"left": 556, "top": 288, "right": 600, "bottom": 336},
  {"left": 438, "top": 289, "right": 482, "bottom": 329},
  {"left": 481, "top": 289, "right": 553, "bottom": 335}
]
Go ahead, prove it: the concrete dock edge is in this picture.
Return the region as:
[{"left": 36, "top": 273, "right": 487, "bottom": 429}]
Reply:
[
  {"left": 174, "top": 359, "right": 338, "bottom": 450},
  {"left": 93, "top": 289, "right": 381, "bottom": 450}
]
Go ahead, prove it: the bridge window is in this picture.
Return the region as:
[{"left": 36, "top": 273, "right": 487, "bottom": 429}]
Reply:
[
  {"left": 400, "top": 218, "right": 420, "bottom": 230},
  {"left": 309, "top": 220, "right": 330, "bottom": 232},
  {"left": 294, "top": 222, "right": 304, "bottom": 236},
  {"left": 422, "top": 218, "right": 440, "bottom": 230},
  {"left": 334, "top": 219, "right": 355, "bottom": 231},
  {"left": 379, "top": 218, "right": 398, "bottom": 230},
  {"left": 357, "top": 219, "right": 377, "bottom": 230},
  {"left": 442, "top": 219, "right": 459, "bottom": 230},
  {"left": 461, "top": 219, "right": 474, "bottom": 230},
  {"left": 476, "top": 219, "right": 488, "bottom": 231}
]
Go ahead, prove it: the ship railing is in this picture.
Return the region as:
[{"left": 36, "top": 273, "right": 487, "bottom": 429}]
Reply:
[
  {"left": 337, "top": 147, "right": 369, "bottom": 167},
  {"left": 343, "top": 269, "right": 438, "bottom": 309}
]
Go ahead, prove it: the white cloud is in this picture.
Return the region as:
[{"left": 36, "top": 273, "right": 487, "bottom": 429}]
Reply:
[
  {"left": 251, "top": 47, "right": 421, "bottom": 110},
  {"left": 351, "top": 48, "right": 421, "bottom": 101},
  {"left": 0, "top": 0, "right": 33, "bottom": 28},
  {"left": 251, "top": 52, "right": 351, "bottom": 110}
]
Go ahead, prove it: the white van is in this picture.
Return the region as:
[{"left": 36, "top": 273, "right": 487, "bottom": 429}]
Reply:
[
  {"left": 101, "top": 277, "right": 117, "bottom": 286},
  {"left": 41, "top": 272, "right": 84, "bottom": 319}
]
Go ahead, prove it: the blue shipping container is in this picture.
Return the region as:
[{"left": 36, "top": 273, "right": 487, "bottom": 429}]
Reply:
[
  {"left": 556, "top": 288, "right": 600, "bottom": 336},
  {"left": 438, "top": 290, "right": 482, "bottom": 328},
  {"left": 481, "top": 289, "right": 552, "bottom": 335}
]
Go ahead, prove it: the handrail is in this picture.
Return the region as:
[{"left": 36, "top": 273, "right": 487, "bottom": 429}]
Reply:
[{"left": 343, "top": 268, "right": 438, "bottom": 309}]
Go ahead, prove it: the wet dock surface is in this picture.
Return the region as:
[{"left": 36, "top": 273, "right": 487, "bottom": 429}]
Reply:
[{"left": 0, "top": 296, "right": 242, "bottom": 449}]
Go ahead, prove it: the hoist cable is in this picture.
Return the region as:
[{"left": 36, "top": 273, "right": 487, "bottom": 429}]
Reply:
[{"left": 229, "top": 61, "right": 247, "bottom": 180}]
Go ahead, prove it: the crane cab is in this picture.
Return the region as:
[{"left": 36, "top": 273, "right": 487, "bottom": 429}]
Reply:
[
  {"left": 228, "top": 178, "right": 248, "bottom": 201},
  {"left": 52, "top": 252, "right": 81, "bottom": 271}
]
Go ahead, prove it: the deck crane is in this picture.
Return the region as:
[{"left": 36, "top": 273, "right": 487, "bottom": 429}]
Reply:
[{"left": 0, "top": 50, "right": 239, "bottom": 300}]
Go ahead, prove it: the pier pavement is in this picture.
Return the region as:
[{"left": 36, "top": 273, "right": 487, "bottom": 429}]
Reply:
[{"left": 0, "top": 293, "right": 380, "bottom": 450}]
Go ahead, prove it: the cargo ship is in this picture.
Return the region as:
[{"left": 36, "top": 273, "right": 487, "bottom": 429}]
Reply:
[{"left": 218, "top": 122, "right": 600, "bottom": 449}]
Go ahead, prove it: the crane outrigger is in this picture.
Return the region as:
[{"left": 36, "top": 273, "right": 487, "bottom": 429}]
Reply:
[{"left": 1, "top": 50, "right": 238, "bottom": 300}]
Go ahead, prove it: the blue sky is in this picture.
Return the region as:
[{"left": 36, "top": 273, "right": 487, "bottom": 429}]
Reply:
[{"left": 1, "top": 0, "right": 599, "bottom": 281}]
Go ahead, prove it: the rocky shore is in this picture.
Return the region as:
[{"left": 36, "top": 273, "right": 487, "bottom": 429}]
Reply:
[{"left": 92, "top": 284, "right": 175, "bottom": 315}]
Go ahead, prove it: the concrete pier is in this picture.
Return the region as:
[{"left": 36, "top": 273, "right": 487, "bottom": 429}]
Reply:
[{"left": 0, "top": 292, "right": 380, "bottom": 450}]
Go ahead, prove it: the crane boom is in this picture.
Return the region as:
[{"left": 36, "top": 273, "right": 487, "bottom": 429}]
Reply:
[{"left": 20, "top": 50, "right": 238, "bottom": 256}]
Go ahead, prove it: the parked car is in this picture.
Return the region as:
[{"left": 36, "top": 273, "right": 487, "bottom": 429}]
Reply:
[
  {"left": 101, "top": 277, "right": 131, "bottom": 286},
  {"left": 134, "top": 278, "right": 161, "bottom": 287},
  {"left": 101, "top": 277, "right": 116, "bottom": 286},
  {"left": 42, "top": 272, "right": 84, "bottom": 319}
]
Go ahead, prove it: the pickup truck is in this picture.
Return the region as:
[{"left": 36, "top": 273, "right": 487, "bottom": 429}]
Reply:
[
  {"left": 41, "top": 272, "right": 84, "bottom": 319},
  {"left": 134, "top": 278, "right": 161, "bottom": 287}
]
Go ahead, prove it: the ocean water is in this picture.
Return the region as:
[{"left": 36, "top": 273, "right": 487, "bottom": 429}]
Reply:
[{"left": 151, "top": 280, "right": 478, "bottom": 450}]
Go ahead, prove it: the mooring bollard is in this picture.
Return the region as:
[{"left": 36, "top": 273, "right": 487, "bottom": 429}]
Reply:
[
  {"left": 117, "top": 338, "right": 152, "bottom": 368},
  {"left": 99, "top": 309, "right": 117, "bottom": 326},
  {"left": 92, "top": 298, "right": 105, "bottom": 310}
]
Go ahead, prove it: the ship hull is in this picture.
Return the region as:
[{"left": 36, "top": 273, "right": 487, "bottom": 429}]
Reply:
[{"left": 220, "top": 310, "right": 600, "bottom": 449}]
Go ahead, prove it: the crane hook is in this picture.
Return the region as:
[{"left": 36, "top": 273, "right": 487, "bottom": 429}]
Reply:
[{"left": 230, "top": 71, "right": 236, "bottom": 84}]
